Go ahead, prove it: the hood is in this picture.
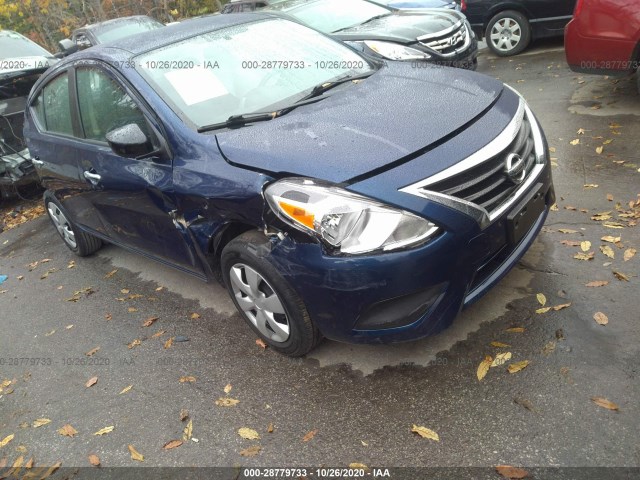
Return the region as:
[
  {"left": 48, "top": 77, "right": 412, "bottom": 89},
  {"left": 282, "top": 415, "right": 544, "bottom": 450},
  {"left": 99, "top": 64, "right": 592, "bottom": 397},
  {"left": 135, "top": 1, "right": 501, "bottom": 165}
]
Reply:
[
  {"left": 216, "top": 64, "right": 504, "bottom": 184},
  {"left": 333, "top": 9, "right": 465, "bottom": 43}
]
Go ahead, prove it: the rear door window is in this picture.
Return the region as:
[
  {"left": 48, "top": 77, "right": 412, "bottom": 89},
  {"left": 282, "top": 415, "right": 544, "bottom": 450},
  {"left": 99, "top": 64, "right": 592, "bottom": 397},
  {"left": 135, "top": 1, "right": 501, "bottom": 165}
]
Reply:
[{"left": 31, "top": 72, "right": 74, "bottom": 136}]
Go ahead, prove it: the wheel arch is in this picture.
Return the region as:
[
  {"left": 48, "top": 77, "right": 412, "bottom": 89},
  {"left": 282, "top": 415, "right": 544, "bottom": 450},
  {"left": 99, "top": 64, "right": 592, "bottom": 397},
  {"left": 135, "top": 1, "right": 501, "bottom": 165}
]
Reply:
[
  {"left": 208, "top": 221, "right": 262, "bottom": 283},
  {"left": 483, "top": 4, "right": 531, "bottom": 31}
]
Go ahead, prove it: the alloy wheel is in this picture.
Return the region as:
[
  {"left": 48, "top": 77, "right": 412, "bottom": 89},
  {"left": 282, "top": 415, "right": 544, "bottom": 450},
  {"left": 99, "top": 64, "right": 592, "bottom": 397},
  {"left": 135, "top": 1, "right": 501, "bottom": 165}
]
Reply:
[
  {"left": 47, "top": 202, "right": 77, "bottom": 249},
  {"left": 229, "top": 263, "right": 290, "bottom": 343},
  {"left": 490, "top": 18, "right": 522, "bottom": 52}
]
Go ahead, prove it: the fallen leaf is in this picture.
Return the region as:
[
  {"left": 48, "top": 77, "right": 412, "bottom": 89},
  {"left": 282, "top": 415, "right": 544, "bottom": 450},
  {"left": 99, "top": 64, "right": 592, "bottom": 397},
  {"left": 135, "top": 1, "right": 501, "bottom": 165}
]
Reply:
[
  {"left": 238, "top": 428, "right": 260, "bottom": 440},
  {"left": 85, "top": 347, "right": 100, "bottom": 357},
  {"left": 120, "top": 288, "right": 130, "bottom": 294},
  {"left": 190, "top": 312, "right": 201, "bottom": 320},
  {"left": 88, "top": 454, "right": 100, "bottom": 466},
  {"left": 558, "top": 228, "right": 578, "bottom": 234},
  {"left": 45, "top": 330, "right": 56, "bottom": 336},
  {"left": 491, "top": 352, "right": 512, "bottom": 367},
  {"left": 128, "top": 445, "right": 144, "bottom": 462},
  {"left": 128, "top": 339, "right": 142, "bottom": 349},
  {"left": 94, "top": 426, "right": 114, "bottom": 436},
  {"left": 542, "top": 341, "right": 556, "bottom": 355},
  {"left": 585, "top": 281, "right": 608, "bottom": 287},
  {"left": 560, "top": 240, "right": 581, "bottom": 246},
  {"left": 624, "top": 248, "right": 636, "bottom": 261},
  {"left": 302, "top": 430, "right": 318, "bottom": 442},
  {"left": 163, "top": 440, "right": 183, "bottom": 450},
  {"left": 553, "top": 303, "right": 572, "bottom": 311},
  {"left": 549, "top": 147, "right": 556, "bottom": 152},
  {"left": 349, "top": 463, "right": 369, "bottom": 470},
  {"left": 155, "top": 286, "right": 164, "bottom": 292},
  {"left": 180, "top": 409, "right": 189, "bottom": 422},
  {"left": 477, "top": 355, "right": 493, "bottom": 381},
  {"left": 183, "top": 419, "right": 193, "bottom": 441},
  {"left": 507, "top": 360, "right": 530, "bottom": 374},
  {"left": 85, "top": 376, "right": 98, "bottom": 388},
  {"left": 580, "top": 241, "right": 591, "bottom": 252},
  {"left": 600, "top": 245, "right": 615, "bottom": 259},
  {"left": 224, "top": 384, "right": 232, "bottom": 394},
  {"left": 613, "top": 271, "right": 629, "bottom": 281},
  {"left": 240, "top": 445, "right": 261, "bottom": 457},
  {"left": 411, "top": 425, "right": 440, "bottom": 442},
  {"left": 256, "top": 338, "right": 267, "bottom": 349},
  {"left": 58, "top": 424, "right": 78, "bottom": 437},
  {"left": 105, "top": 269, "right": 118, "bottom": 278},
  {"left": 141, "top": 316, "right": 159, "bottom": 327},
  {"left": 536, "top": 293, "right": 546, "bottom": 306},
  {"left": 179, "top": 376, "right": 196, "bottom": 383},
  {"left": 215, "top": 397, "right": 240, "bottom": 407},
  {"left": 267, "top": 423, "right": 274, "bottom": 433},
  {"left": 576, "top": 128, "right": 585, "bottom": 135},
  {"left": 127, "top": 307, "right": 138, "bottom": 313},
  {"left": 506, "top": 327, "right": 525, "bottom": 333},
  {"left": 151, "top": 330, "right": 166, "bottom": 339},
  {"left": 66, "top": 324, "right": 74, "bottom": 329},
  {"left": 591, "top": 396, "right": 619, "bottom": 411},
  {"left": 536, "top": 307, "right": 551, "bottom": 314},
  {"left": 495, "top": 465, "right": 529, "bottom": 479},
  {"left": 584, "top": 184, "right": 599, "bottom": 189},
  {"left": 0, "top": 434, "right": 14, "bottom": 448},
  {"left": 570, "top": 139, "right": 580, "bottom": 145},
  {"left": 104, "top": 313, "right": 112, "bottom": 321},
  {"left": 607, "top": 193, "right": 614, "bottom": 201},
  {"left": 603, "top": 139, "right": 613, "bottom": 145},
  {"left": 119, "top": 385, "right": 133, "bottom": 395},
  {"left": 164, "top": 337, "right": 174, "bottom": 349},
  {"left": 595, "top": 146, "right": 603, "bottom": 154},
  {"left": 574, "top": 252, "right": 595, "bottom": 261},
  {"left": 490, "top": 341, "right": 511, "bottom": 348},
  {"left": 593, "top": 312, "right": 609, "bottom": 325},
  {"left": 32, "top": 418, "right": 51, "bottom": 428},
  {"left": 25, "top": 457, "right": 33, "bottom": 468}
]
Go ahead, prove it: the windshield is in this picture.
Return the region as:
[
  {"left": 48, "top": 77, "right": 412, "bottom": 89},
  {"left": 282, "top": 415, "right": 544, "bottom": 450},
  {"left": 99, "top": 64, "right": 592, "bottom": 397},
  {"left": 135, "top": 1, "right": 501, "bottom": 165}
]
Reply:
[
  {"left": 93, "top": 17, "right": 164, "bottom": 44},
  {"left": 284, "top": 0, "right": 391, "bottom": 33},
  {"left": 0, "top": 31, "right": 51, "bottom": 60},
  {"left": 135, "top": 19, "right": 373, "bottom": 129}
]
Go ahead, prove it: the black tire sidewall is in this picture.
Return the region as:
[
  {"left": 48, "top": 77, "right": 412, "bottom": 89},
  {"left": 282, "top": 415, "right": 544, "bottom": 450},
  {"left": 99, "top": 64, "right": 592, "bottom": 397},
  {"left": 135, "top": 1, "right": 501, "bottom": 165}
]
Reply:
[
  {"left": 43, "top": 192, "right": 101, "bottom": 256},
  {"left": 486, "top": 10, "right": 531, "bottom": 57},
  {"left": 221, "top": 232, "right": 320, "bottom": 356}
]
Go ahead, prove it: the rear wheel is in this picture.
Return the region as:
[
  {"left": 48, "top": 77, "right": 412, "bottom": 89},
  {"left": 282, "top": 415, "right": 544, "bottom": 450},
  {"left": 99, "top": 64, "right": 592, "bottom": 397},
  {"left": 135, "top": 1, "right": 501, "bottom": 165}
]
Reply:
[
  {"left": 44, "top": 192, "right": 102, "bottom": 256},
  {"left": 486, "top": 10, "right": 531, "bottom": 57},
  {"left": 221, "top": 230, "right": 322, "bottom": 357}
]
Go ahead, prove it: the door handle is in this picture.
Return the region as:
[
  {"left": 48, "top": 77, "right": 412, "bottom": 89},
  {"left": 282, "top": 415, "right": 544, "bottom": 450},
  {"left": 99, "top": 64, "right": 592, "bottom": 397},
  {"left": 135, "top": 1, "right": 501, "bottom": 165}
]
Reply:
[
  {"left": 31, "top": 157, "right": 44, "bottom": 166},
  {"left": 83, "top": 170, "right": 102, "bottom": 185}
]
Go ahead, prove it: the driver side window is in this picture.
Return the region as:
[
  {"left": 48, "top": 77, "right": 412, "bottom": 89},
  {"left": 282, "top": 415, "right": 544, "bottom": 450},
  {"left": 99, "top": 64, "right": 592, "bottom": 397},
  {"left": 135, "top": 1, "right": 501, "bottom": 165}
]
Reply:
[{"left": 76, "top": 67, "right": 153, "bottom": 144}]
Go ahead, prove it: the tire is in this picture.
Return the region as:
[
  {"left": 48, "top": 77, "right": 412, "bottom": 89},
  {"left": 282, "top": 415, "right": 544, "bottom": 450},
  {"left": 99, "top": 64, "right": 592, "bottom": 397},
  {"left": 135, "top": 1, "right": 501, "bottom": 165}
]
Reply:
[
  {"left": 486, "top": 10, "right": 531, "bottom": 57},
  {"left": 221, "top": 230, "right": 322, "bottom": 357},
  {"left": 44, "top": 192, "right": 102, "bottom": 257}
]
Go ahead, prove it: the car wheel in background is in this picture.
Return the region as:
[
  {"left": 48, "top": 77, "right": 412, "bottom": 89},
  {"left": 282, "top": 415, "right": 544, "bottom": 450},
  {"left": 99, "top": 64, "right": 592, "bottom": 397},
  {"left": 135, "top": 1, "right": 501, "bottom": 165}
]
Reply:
[
  {"left": 486, "top": 10, "right": 531, "bottom": 57},
  {"left": 221, "top": 230, "right": 322, "bottom": 356},
  {"left": 44, "top": 192, "right": 102, "bottom": 256}
]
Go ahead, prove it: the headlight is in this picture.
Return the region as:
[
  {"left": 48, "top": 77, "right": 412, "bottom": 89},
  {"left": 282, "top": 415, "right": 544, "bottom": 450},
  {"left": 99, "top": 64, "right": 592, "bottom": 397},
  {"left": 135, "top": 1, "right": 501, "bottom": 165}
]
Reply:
[
  {"left": 265, "top": 178, "right": 439, "bottom": 254},
  {"left": 363, "top": 40, "right": 431, "bottom": 61}
]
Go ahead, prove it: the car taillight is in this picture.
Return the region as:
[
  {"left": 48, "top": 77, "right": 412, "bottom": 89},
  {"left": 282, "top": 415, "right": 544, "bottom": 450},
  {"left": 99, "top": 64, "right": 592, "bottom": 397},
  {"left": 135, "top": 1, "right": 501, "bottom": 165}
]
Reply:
[
  {"left": 460, "top": 0, "right": 467, "bottom": 11},
  {"left": 574, "top": 0, "right": 584, "bottom": 16}
]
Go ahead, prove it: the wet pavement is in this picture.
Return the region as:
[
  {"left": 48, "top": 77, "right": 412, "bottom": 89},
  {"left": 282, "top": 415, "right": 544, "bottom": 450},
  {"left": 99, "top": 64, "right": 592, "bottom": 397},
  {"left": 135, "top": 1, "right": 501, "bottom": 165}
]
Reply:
[{"left": 1, "top": 43, "right": 639, "bottom": 474}]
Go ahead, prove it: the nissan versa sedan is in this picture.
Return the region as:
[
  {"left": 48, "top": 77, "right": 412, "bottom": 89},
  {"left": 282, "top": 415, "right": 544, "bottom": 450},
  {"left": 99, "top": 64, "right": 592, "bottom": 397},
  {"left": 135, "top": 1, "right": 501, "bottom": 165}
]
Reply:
[
  {"left": 265, "top": 0, "right": 478, "bottom": 69},
  {"left": 25, "top": 14, "right": 554, "bottom": 356}
]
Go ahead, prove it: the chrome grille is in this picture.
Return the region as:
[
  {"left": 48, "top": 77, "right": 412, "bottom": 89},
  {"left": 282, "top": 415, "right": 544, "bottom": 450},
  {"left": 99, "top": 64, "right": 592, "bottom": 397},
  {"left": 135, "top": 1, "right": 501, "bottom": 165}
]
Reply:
[
  {"left": 419, "top": 23, "right": 468, "bottom": 56},
  {"left": 422, "top": 116, "right": 536, "bottom": 215}
]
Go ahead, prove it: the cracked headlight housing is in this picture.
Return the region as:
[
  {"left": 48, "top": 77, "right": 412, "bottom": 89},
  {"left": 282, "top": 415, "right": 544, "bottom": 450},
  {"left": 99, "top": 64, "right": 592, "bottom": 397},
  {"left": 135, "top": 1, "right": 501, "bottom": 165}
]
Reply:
[
  {"left": 265, "top": 178, "right": 439, "bottom": 254},
  {"left": 363, "top": 40, "right": 431, "bottom": 61}
]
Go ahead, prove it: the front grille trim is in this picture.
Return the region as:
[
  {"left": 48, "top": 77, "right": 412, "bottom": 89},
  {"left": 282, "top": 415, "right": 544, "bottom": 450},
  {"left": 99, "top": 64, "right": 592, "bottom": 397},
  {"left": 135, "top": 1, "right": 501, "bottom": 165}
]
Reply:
[{"left": 417, "top": 22, "right": 471, "bottom": 58}]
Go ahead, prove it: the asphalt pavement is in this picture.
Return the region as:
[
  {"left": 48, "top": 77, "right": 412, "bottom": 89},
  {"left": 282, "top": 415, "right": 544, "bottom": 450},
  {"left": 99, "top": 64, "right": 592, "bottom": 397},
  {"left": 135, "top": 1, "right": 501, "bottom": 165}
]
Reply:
[{"left": 1, "top": 40, "right": 639, "bottom": 477}]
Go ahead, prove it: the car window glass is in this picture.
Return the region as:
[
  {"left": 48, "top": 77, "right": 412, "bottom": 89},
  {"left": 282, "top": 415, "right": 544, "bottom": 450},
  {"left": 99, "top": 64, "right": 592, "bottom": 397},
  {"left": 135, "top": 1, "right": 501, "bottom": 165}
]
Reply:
[
  {"left": 241, "top": 4, "right": 255, "bottom": 11},
  {"left": 31, "top": 73, "right": 74, "bottom": 136},
  {"left": 76, "top": 67, "right": 153, "bottom": 143}
]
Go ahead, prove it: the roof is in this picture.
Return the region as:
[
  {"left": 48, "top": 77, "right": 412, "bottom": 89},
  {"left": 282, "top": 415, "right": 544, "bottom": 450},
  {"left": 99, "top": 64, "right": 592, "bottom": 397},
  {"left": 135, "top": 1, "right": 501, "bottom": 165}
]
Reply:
[{"left": 75, "top": 15, "right": 160, "bottom": 33}]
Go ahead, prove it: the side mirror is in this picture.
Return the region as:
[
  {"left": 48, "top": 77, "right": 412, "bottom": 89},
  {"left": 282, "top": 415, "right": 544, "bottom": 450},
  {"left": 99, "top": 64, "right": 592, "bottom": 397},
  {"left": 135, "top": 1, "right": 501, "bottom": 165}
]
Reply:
[
  {"left": 105, "top": 124, "right": 154, "bottom": 158},
  {"left": 58, "top": 38, "right": 78, "bottom": 55}
]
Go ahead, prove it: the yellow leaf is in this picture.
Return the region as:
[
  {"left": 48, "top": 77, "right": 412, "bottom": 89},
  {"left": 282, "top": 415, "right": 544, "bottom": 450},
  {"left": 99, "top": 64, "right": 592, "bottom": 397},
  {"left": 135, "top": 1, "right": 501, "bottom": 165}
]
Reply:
[
  {"left": 85, "top": 376, "right": 98, "bottom": 388},
  {"left": 536, "top": 307, "right": 552, "bottom": 314},
  {"left": 224, "top": 383, "right": 232, "bottom": 394},
  {"left": 574, "top": 252, "right": 595, "bottom": 261},
  {"left": 0, "top": 434, "right": 14, "bottom": 448},
  {"left": 477, "top": 355, "right": 493, "bottom": 381},
  {"left": 267, "top": 423, "right": 274, "bottom": 433},
  {"left": 41, "top": 462, "right": 62, "bottom": 478},
  {"left": 601, "top": 236, "right": 621, "bottom": 243},
  {"left": 58, "top": 424, "right": 78, "bottom": 437},
  {"left": 553, "top": 303, "right": 572, "bottom": 311},
  {"left": 593, "top": 312, "right": 609, "bottom": 325},
  {"left": 190, "top": 312, "right": 201, "bottom": 319},
  {"left": 585, "top": 281, "right": 608, "bottom": 287},
  {"left": 584, "top": 184, "right": 599, "bottom": 188},
  {"left": 411, "top": 425, "right": 440, "bottom": 442},
  {"left": 558, "top": 228, "right": 578, "bottom": 234},
  {"left": 179, "top": 376, "right": 196, "bottom": 383},
  {"left": 105, "top": 269, "right": 118, "bottom": 278},
  {"left": 576, "top": 128, "right": 585, "bottom": 135},
  {"left": 507, "top": 360, "right": 530, "bottom": 374},
  {"left": 624, "top": 248, "right": 636, "bottom": 262},
  {"left": 128, "top": 445, "right": 144, "bottom": 462},
  {"left": 128, "top": 339, "right": 142, "bottom": 349},
  {"left": 215, "top": 397, "right": 240, "bottom": 407},
  {"left": 88, "top": 454, "right": 100, "bottom": 466},
  {"left": 94, "top": 426, "right": 114, "bottom": 436},
  {"left": 349, "top": 463, "right": 369, "bottom": 470},
  {"left": 570, "top": 139, "right": 580, "bottom": 145},
  {"left": 163, "top": 439, "right": 183, "bottom": 450},
  {"left": 85, "top": 347, "right": 100, "bottom": 357},
  {"left": 164, "top": 337, "right": 174, "bottom": 349},
  {"left": 119, "top": 385, "right": 133, "bottom": 395},
  {"left": 491, "top": 352, "right": 512, "bottom": 367},
  {"left": 595, "top": 146, "right": 603, "bottom": 154},
  {"left": 490, "top": 341, "right": 511, "bottom": 348},
  {"left": 238, "top": 427, "right": 260, "bottom": 440},
  {"left": 32, "top": 418, "right": 51, "bottom": 428},
  {"left": 151, "top": 330, "right": 166, "bottom": 339},
  {"left": 240, "top": 445, "right": 261, "bottom": 457},
  {"left": 121, "top": 288, "right": 130, "bottom": 294},
  {"left": 613, "top": 271, "right": 629, "bottom": 282},
  {"left": 128, "top": 307, "right": 138, "bottom": 313},
  {"left": 580, "top": 241, "right": 591, "bottom": 252},
  {"left": 506, "top": 327, "right": 525, "bottom": 333},
  {"left": 600, "top": 245, "right": 615, "bottom": 259},
  {"left": 603, "top": 139, "right": 613, "bottom": 145},
  {"left": 536, "top": 293, "right": 546, "bottom": 306},
  {"left": 183, "top": 419, "right": 193, "bottom": 441},
  {"left": 142, "top": 316, "right": 159, "bottom": 327},
  {"left": 591, "top": 396, "right": 619, "bottom": 411}
]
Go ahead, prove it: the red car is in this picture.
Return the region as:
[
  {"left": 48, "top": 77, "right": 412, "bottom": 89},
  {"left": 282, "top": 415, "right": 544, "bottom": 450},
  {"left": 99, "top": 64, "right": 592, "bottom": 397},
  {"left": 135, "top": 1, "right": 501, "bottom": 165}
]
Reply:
[{"left": 565, "top": 0, "right": 640, "bottom": 89}]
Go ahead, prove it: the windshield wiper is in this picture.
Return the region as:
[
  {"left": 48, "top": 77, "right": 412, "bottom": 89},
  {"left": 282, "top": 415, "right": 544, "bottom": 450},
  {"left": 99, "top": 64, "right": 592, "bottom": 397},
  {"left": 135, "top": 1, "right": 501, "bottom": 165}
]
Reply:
[
  {"left": 197, "top": 111, "right": 277, "bottom": 133},
  {"left": 333, "top": 13, "right": 392, "bottom": 32},
  {"left": 297, "top": 72, "right": 374, "bottom": 103}
]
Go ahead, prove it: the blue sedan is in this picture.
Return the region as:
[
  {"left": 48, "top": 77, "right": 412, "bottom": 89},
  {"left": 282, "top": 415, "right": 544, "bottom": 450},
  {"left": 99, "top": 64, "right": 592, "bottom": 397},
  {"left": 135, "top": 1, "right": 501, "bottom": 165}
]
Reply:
[{"left": 25, "top": 13, "right": 554, "bottom": 356}]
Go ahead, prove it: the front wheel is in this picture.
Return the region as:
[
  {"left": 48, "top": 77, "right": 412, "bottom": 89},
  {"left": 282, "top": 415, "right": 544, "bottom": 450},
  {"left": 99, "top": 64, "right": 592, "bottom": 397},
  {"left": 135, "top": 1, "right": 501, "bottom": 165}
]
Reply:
[
  {"left": 221, "top": 231, "right": 322, "bottom": 357},
  {"left": 44, "top": 192, "right": 102, "bottom": 256},
  {"left": 486, "top": 10, "right": 531, "bottom": 57}
]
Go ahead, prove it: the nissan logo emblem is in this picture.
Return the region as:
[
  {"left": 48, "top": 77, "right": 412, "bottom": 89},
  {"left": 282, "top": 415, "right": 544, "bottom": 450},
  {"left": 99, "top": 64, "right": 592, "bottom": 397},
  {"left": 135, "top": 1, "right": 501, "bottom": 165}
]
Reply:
[{"left": 505, "top": 153, "right": 526, "bottom": 184}]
